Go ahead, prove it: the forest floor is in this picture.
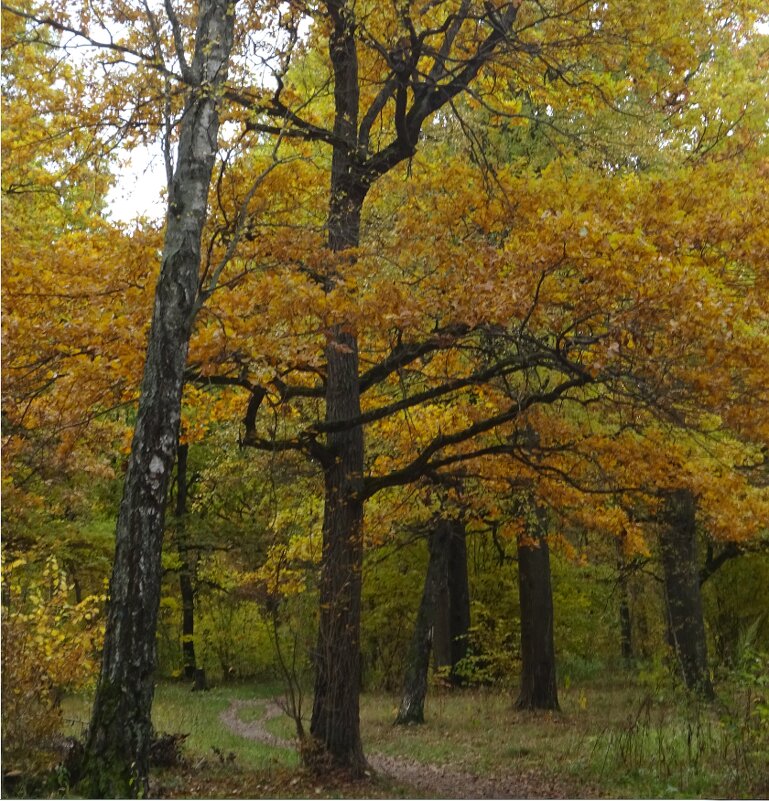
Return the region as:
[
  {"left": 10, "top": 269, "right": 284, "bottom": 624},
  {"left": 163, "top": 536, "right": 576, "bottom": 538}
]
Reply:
[
  {"left": 215, "top": 698, "right": 589, "bottom": 799},
  {"left": 50, "top": 679, "right": 768, "bottom": 799}
]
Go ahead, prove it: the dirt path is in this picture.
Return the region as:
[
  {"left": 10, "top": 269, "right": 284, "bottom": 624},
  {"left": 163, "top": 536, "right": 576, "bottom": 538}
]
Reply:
[
  {"left": 218, "top": 699, "right": 580, "bottom": 799},
  {"left": 219, "top": 699, "right": 295, "bottom": 750}
]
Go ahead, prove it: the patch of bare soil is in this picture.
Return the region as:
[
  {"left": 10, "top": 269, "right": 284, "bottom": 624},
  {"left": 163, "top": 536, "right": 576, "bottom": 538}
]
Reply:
[{"left": 218, "top": 700, "right": 595, "bottom": 799}]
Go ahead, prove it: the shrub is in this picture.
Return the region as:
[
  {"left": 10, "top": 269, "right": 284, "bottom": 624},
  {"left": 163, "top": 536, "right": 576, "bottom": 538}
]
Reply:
[{"left": 1, "top": 557, "right": 103, "bottom": 774}]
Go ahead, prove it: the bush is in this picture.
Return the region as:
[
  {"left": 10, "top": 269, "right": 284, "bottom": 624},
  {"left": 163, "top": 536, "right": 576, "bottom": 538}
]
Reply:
[
  {"left": 1, "top": 557, "right": 103, "bottom": 774},
  {"left": 453, "top": 600, "right": 520, "bottom": 686}
]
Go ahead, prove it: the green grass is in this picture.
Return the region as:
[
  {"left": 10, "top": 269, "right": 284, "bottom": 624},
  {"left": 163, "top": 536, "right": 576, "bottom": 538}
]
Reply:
[
  {"left": 156, "top": 684, "right": 298, "bottom": 770},
  {"left": 235, "top": 702, "right": 267, "bottom": 725},
  {"left": 362, "top": 685, "right": 594, "bottom": 778},
  {"left": 62, "top": 682, "right": 299, "bottom": 772}
]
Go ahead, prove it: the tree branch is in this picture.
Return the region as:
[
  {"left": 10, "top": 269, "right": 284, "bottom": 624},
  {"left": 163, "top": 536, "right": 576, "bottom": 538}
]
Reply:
[{"left": 363, "top": 372, "right": 591, "bottom": 497}]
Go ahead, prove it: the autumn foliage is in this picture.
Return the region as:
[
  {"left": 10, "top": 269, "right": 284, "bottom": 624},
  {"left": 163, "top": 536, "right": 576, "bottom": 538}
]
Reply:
[
  {"left": 1, "top": 558, "right": 103, "bottom": 773},
  {"left": 1, "top": 0, "right": 769, "bottom": 792}
]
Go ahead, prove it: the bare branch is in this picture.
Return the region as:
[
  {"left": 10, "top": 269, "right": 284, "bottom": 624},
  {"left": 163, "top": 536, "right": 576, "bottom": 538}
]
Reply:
[{"left": 163, "top": 0, "right": 193, "bottom": 82}]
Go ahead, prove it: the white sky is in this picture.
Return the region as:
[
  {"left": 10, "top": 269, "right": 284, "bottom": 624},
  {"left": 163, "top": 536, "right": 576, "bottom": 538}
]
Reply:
[{"left": 106, "top": 143, "right": 166, "bottom": 224}]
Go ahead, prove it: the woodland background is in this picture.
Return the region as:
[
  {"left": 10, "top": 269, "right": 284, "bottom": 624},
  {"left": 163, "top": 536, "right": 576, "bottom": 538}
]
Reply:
[{"left": 2, "top": 0, "right": 769, "bottom": 797}]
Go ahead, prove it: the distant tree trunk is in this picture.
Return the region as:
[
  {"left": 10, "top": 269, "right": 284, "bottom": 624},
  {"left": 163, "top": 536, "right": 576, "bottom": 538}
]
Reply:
[
  {"left": 516, "top": 504, "right": 559, "bottom": 711},
  {"left": 432, "top": 518, "right": 471, "bottom": 683},
  {"left": 179, "top": 571, "right": 196, "bottom": 680},
  {"left": 175, "top": 443, "right": 196, "bottom": 681},
  {"left": 619, "top": 578, "right": 633, "bottom": 664},
  {"left": 617, "top": 549, "right": 633, "bottom": 664},
  {"left": 659, "top": 488, "right": 714, "bottom": 699},
  {"left": 79, "top": 4, "right": 236, "bottom": 796},
  {"left": 395, "top": 522, "right": 451, "bottom": 725}
]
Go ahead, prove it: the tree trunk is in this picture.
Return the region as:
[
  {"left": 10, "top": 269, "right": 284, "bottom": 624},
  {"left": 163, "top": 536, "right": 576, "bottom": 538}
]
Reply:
[
  {"left": 79, "top": 5, "right": 236, "bottom": 795},
  {"left": 395, "top": 522, "right": 451, "bottom": 725},
  {"left": 432, "top": 519, "right": 470, "bottom": 683},
  {"left": 309, "top": 325, "right": 367, "bottom": 774},
  {"left": 175, "top": 443, "right": 196, "bottom": 681},
  {"left": 617, "top": 548, "right": 633, "bottom": 664},
  {"left": 307, "top": 9, "right": 368, "bottom": 775},
  {"left": 619, "top": 577, "right": 633, "bottom": 664},
  {"left": 516, "top": 504, "right": 559, "bottom": 711},
  {"left": 307, "top": 0, "right": 523, "bottom": 773},
  {"left": 659, "top": 488, "right": 714, "bottom": 699}
]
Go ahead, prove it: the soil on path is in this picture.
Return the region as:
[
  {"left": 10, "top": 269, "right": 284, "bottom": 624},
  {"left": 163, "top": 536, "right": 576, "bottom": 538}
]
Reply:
[{"left": 219, "top": 699, "right": 587, "bottom": 799}]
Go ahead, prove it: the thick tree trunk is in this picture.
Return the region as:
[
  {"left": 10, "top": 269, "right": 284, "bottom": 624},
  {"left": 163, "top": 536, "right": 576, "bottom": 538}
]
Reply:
[
  {"left": 309, "top": 325, "right": 367, "bottom": 774},
  {"left": 516, "top": 505, "right": 559, "bottom": 711},
  {"left": 175, "top": 443, "right": 196, "bottom": 681},
  {"left": 432, "top": 519, "right": 470, "bottom": 683},
  {"left": 659, "top": 488, "right": 714, "bottom": 699},
  {"left": 308, "top": 9, "right": 368, "bottom": 774},
  {"left": 395, "top": 522, "right": 451, "bottom": 725},
  {"left": 79, "top": 5, "right": 236, "bottom": 796}
]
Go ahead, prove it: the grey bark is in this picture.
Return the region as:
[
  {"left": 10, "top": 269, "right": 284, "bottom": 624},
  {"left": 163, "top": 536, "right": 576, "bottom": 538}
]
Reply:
[
  {"left": 515, "top": 503, "right": 559, "bottom": 711},
  {"left": 659, "top": 488, "right": 714, "bottom": 699},
  {"left": 79, "top": 4, "right": 236, "bottom": 795}
]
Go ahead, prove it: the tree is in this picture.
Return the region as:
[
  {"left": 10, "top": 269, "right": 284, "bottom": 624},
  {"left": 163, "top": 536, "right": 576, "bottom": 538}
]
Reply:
[
  {"left": 515, "top": 499, "right": 558, "bottom": 710},
  {"left": 232, "top": 0, "right": 665, "bottom": 768},
  {"left": 432, "top": 517, "right": 471, "bottom": 683},
  {"left": 658, "top": 488, "right": 714, "bottom": 699},
  {"left": 394, "top": 520, "right": 450, "bottom": 725},
  {"left": 4, "top": 0, "right": 308, "bottom": 787},
  {"left": 48, "top": 0, "right": 241, "bottom": 792},
  {"left": 394, "top": 509, "right": 471, "bottom": 724}
]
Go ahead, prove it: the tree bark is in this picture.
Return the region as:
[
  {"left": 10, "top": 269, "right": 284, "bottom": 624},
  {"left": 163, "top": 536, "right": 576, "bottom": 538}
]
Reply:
[
  {"left": 395, "top": 522, "right": 451, "bottom": 725},
  {"left": 515, "top": 503, "right": 559, "bottom": 711},
  {"left": 619, "top": 575, "right": 633, "bottom": 664},
  {"left": 432, "top": 519, "right": 470, "bottom": 683},
  {"left": 659, "top": 488, "right": 714, "bottom": 699},
  {"left": 309, "top": 324, "right": 367, "bottom": 774},
  {"left": 79, "top": 4, "right": 236, "bottom": 795}
]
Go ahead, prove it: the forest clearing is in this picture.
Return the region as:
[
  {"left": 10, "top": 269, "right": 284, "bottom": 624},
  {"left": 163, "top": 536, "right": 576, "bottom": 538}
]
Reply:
[{"left": 2, "top": 0, "right": 769, "bottom": 798}]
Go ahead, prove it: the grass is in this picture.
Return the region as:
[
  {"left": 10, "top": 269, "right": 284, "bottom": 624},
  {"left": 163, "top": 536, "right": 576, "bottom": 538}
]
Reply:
[
  {"left": 57, "top": 674, "right": 768, "bottom": 799},
  {"left": 62, "top": 681, "right": 299, "bottom": 773},
  {"left": 362, "top": 678, "right": 769, "bottom": 797},
  {"left": 362, "top": 684, "right": 606, "bottom": 790}
]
